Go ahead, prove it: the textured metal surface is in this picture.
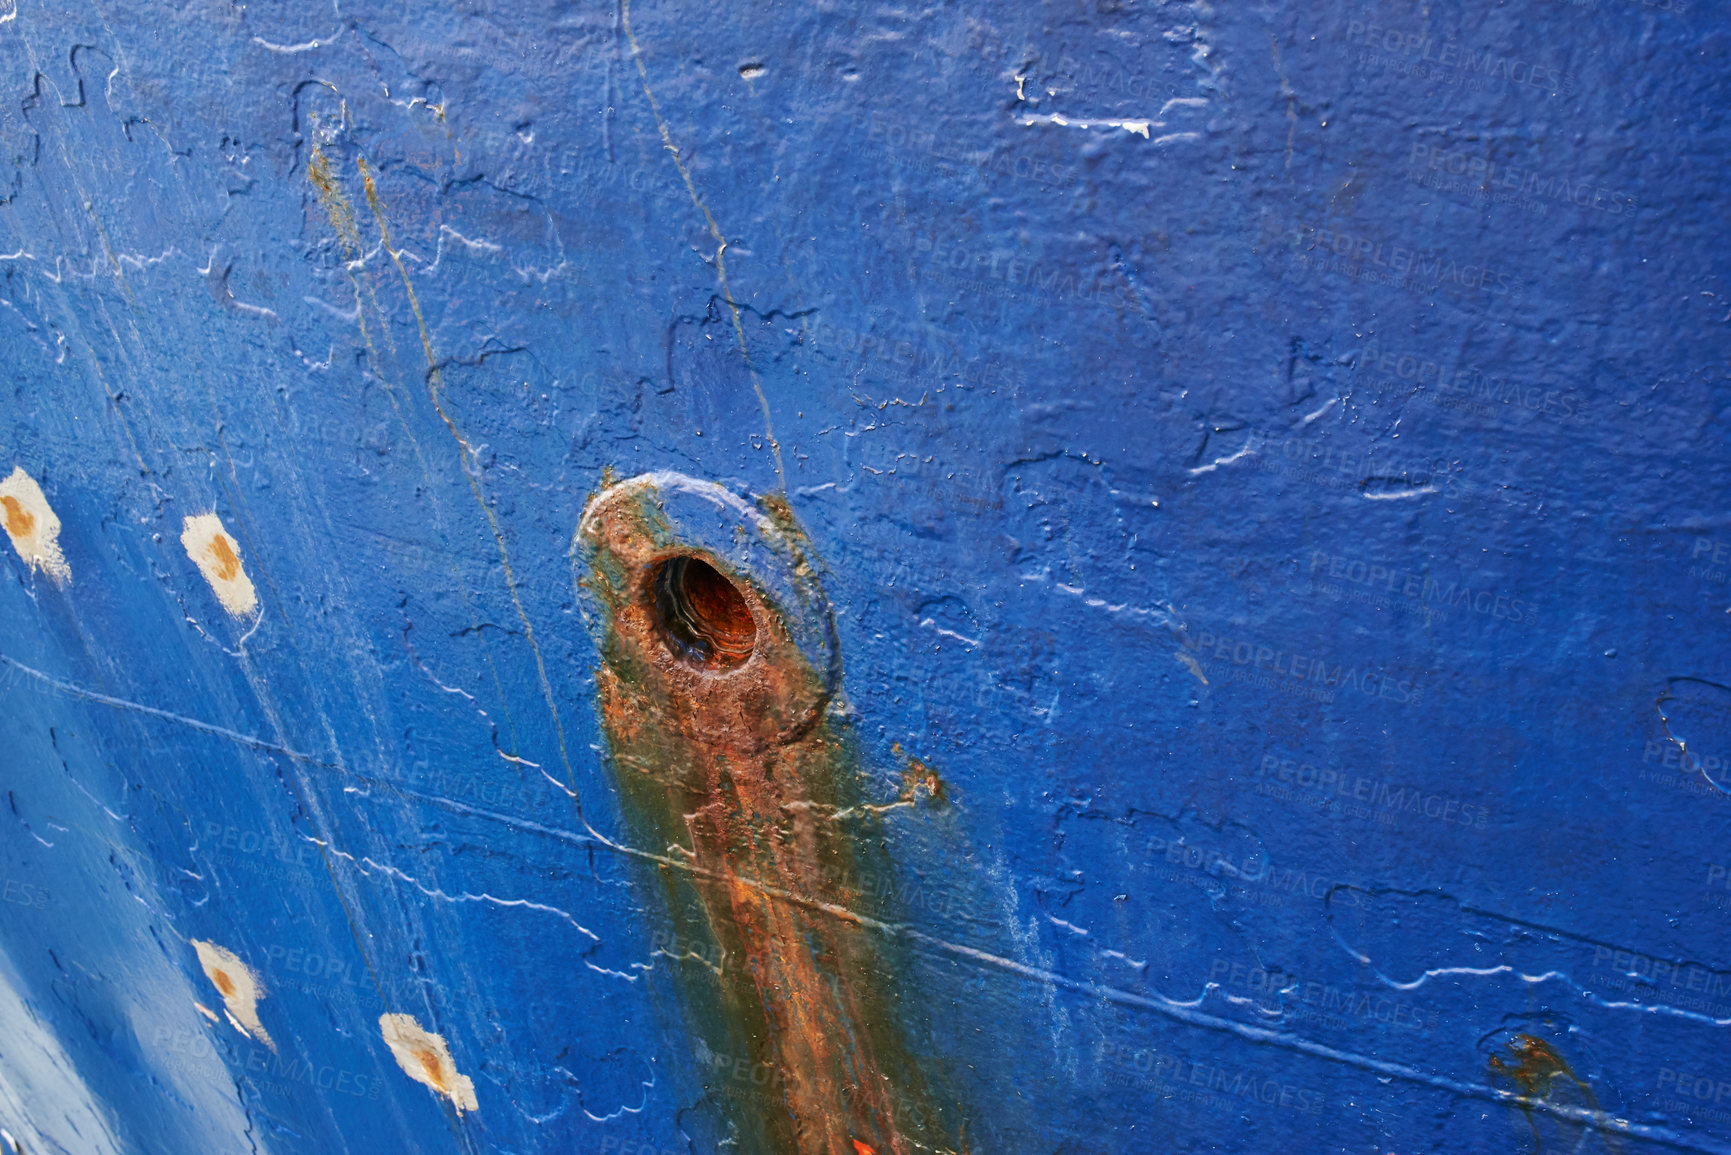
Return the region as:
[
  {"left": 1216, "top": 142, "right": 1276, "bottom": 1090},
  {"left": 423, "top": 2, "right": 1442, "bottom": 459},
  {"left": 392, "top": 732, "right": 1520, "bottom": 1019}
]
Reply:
[{"left": 0, "top": 0, "right": 1728, "bottom": 1151}]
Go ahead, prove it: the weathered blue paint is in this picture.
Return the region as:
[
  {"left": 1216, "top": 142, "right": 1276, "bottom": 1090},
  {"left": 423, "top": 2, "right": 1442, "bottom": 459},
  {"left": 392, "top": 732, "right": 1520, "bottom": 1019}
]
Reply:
[{"left": 0, "top": 0, "right": 1727, "bottom": 1150}]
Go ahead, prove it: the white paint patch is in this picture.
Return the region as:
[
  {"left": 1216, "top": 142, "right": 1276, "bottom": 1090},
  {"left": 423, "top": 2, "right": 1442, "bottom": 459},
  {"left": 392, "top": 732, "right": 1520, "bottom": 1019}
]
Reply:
[
  {"left": 0, "top": 467, "right": 71, "bottom": 586},
  {"left": 379, "top": 1013, "right": 478, "bottom": 1113},
  {"left": 1015, "top": 96, "right": 1208, "bottom": 144},
  {"left": 1016, "top": 112, "right": 1153, "bottom": 138},
  {"left": 180, "top": 513, "right": 258, "bottom": 617},
  {"left": 190, "top": 940, "right": 274, "bottom": 1050}
]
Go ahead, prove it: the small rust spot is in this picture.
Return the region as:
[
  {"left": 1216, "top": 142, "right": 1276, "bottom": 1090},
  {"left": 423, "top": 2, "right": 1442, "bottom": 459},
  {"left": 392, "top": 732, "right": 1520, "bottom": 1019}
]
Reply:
[
  {"left": 379, "top": 1013, "right": 477, "bottom": 1113},
  {"left": 190, "top": 939, "right": 274, "bottom": 1050},
  {"left": 1, "top": 495, "right": 34, "bottom": 538},
  {"left": 415, "top": 1047, "right": 448, "bottom": 1091},
  {"left": 1490, "top": 1034, "right": 1571, "bottom": 1100},
  {"left": 207, "top": 533, "right": 242, "bottom": 582},
  {"left": 0, "top": 467, "right": 71, "bottom": 586},
  {"left": 180, "top": 513, "right": 258, "bottom": 618},
  {"left": 894, "top": 746, "right": 948, "bottom": 808},
  {"left": 1488, "top": 1033, "right": 1621, "bottom": 1153}
]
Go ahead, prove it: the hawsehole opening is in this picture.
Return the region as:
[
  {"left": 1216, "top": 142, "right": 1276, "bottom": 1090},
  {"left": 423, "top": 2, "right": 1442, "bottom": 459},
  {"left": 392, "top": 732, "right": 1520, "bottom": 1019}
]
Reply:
[{"left": 651, "top": 555, "right": 757, "bottom": 671}]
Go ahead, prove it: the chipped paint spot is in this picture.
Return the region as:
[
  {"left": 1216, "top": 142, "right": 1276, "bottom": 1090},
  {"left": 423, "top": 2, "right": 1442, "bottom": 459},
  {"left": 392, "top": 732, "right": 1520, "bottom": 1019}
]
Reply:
[
  {"left": 378, "top": 1013, "right": 478, "bottom": 1113},
  {"left": 190, "top": 940, "right": 274, "bottom": 1050},
  {"left": 1175, "top": 650, "right": 1209, "bottom": 685},
  {"left": 180, "top": 513, "right": 258, "bottom": 618},
  {"left": 0, "top": 467, "right": 71, "bottom": 587}
]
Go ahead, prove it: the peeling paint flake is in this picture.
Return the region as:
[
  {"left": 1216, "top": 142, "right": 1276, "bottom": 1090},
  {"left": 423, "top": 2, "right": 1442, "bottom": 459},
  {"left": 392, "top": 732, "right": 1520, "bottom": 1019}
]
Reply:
[
  {"left": 190, "top": 939, "right": 274, "bottom": 1049},
  {"left": 379, "top": 1013, "right": 478, "bottom": 1113},
  {"left": 180, "top": 513, "right": 258, "bottom": 618},
  {"left": 0, "top": 467, "right": 71, "bottom": 586}
]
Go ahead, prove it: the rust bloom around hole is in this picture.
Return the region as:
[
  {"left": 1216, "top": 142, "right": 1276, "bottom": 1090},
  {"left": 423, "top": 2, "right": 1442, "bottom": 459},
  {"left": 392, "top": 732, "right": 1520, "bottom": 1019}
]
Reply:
[{"left": 652, "top": 555, "right": 757, "bottom": 671}]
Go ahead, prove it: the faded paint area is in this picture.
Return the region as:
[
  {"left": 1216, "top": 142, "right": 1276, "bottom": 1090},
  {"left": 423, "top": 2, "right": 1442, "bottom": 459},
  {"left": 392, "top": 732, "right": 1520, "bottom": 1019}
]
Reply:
[
  {"left": 378, "top": 1013, "right": 478, "bottom": 1114},
  {"left": 189, "top": 940, "right": 274, "bottom": 1050},
  {"left": 179, "top": 514, "right": 258, "bottom": 619},
  {"left": 580, "top": 473, "right": 957, "bottom": 1155},
  {"left": 0, "top": 468, "right": 69, "bottom": 587}
]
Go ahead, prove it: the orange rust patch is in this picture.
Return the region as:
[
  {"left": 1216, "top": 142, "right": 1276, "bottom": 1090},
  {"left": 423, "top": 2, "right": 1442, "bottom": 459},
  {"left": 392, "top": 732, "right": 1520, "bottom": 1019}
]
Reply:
[
  {"left": 853, "top": 1142, "right": 877, "bottom": 1155},
  {"left": 210, "top": 969, "right": 236, "bottom": 998},
  {"left": 416, "top": 1047, "right": 448, "bottom": 1092},
  {"left": 1, "top": 496, "right": 33, "bottom": 538},
  {"left": 306, "top": 147, "right": 363, "bottom": 252},
  {"left": 206, "top": 533, "right": 242, "bottom": 582},
  {"left": 1489, "top": 1034, "right": 1572, "bottom": 1099}
]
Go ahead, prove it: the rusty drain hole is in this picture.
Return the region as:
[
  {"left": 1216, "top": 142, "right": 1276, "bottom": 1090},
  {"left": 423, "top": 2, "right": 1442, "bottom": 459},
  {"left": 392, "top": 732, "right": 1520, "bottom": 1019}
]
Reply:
[{"left": 651, "top": 555, "right": 757, "bottom": 671}]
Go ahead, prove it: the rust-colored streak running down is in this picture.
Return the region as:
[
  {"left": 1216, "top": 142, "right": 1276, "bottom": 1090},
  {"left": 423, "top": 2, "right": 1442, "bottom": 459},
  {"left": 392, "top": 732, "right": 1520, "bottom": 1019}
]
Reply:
[{"left": 578, "top": 473, "right": 958, "bottom": 1155}]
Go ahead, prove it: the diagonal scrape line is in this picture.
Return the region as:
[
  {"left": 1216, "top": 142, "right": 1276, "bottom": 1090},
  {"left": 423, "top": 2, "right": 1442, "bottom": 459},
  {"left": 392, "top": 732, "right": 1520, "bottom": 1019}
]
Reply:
[
  {"left": 0, "top": 653, "right": 336, "bottom": 766},
  {"left": 395, "top": 787, "right": 1728, "bottom": 1155},
  {"left": 348, "top": 157, "right": 581, "bottom": 805}
]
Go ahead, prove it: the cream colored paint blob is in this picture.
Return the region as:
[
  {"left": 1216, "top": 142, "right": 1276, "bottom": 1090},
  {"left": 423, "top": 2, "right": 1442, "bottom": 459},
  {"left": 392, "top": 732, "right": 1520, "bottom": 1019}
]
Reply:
[
  {"left": 0, "top": 467, "right": 71, "bottom": 587},
  {"left": 180, "top": 513, "right": 257, "bottom": 618},
  {"left": 379, "top": 1013, "right": 478, "bottom": 1113},
  {"left": 190, "top": 940, "right": 274, "bottom": 1050}
]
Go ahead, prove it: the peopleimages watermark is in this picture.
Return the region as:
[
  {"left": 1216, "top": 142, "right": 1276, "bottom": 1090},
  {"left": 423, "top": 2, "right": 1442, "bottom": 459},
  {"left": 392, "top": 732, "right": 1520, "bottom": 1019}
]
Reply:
[
  {"left": 1098, "top": 1037, "right": 1326, "bottom": 1115},
  {"left": 1206, "top": 958, "right": 1437, "bottom": 1031},
  {"left": 807, "top": 318, "right": 1023, "bottom": 392},
  {"left": 1405, "top": 139, "right": 1638, "bottom": 217},
  {"left": 1341, "top": 20, "right": 1579, "bottom": 96},
  {"left": 1145, "top": 833, "right": 1365, "bottom": 909},
  {"left": 1307, "top": 549, "right": 1538, "bottom": 628},
  {"left": 152, "top": 1025, "right": 385, "bottom": 1101},
  {"left": 1288, "top": 222, "right": 1528, "bottom": 300},
  {"left": 1656, "top": 1068, "right": 1731, "bottom": 1128},
  {"left": 1356, "top": 342, "right": 1582, "bottom": 426},
  {"left": 1590, "top": 945, "right": 1731, "bottom": 1017},
  {"left": 1643, "top": 740, "right": 1729, "bottom": 794},
  {"left": 910, "top": 235, "right": 1151, "bottom": 317},
  {"left": 1, "top": 878, "right": 50, "bottom": 909},
  {"left": 1249, "top": 752, "right": 1492, "bottom": 829},
  {"left": 1179, "top": 624, "right": 1425, "bottom": 706},
  {"left": 1691, "top": 537, "right": 1731, "bottom": 586}
]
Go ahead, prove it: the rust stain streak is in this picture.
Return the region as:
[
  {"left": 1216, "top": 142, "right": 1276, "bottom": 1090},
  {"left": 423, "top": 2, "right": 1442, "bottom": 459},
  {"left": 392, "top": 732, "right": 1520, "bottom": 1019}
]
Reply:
[
  {"left": 352, "top": 155, "right": 580, "bottom": 797},
  {"left": 581, "top": 476, "right": 961, "bottom": 1155}
]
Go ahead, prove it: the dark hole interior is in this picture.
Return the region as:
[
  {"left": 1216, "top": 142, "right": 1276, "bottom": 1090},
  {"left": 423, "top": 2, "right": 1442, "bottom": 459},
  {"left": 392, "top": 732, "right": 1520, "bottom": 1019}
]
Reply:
[{"left": 651, "top": 555, "right": 757, "bottom": 670}]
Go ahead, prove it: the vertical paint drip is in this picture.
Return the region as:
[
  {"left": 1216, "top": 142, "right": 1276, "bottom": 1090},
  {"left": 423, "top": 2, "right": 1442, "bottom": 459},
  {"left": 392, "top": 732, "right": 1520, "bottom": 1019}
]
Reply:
[{"left": 578, "top": 473, "right": 958, "bottom": 1155}]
